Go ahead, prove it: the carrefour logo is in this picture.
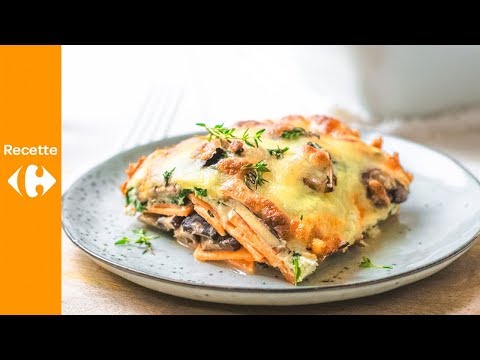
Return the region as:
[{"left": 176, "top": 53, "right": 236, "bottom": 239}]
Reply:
[{"left": 8, "top": 165, "right": 56, "bottom": 197}]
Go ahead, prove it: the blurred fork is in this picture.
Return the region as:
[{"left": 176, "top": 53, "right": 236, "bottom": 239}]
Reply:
[{"left": 120, "top": 86, "right": 183, "bottom": 150}]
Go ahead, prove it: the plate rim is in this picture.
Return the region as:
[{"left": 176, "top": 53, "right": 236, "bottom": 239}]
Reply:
[{"left": 62, "top": 132, "right": 480, "bottom": 294}]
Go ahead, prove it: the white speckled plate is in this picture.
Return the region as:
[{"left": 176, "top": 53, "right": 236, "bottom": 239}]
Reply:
[{"left": 62, "top": 132, "right": 480, "bottom": 305}]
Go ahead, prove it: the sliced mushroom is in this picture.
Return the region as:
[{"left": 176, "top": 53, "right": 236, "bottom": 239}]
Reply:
[
  {"left": 362, "top": 168, "right": 408, "bottom": 207},
  {"left": 389, "top": 183, "right": 408, "bottom": 203},
  {"left": 180, "top": 214, "right": 217, "bottom": 238},
  {"left": 204, "top": 147, "right": 226, "bottom": 166},
  {"left": 194, "top": 139, "right": 226, "bottom": 167},
  {"left": 366, "top": 179, "right": 390, "bottom": 207},
  {"left": 139, "top": 213, "right": 185, "bottom": 232},
  {"left": 325, "top": 170, "right": 337, "bottom": 193},
  {"left": 200, "top": 236, "right": 241, "bottom": 251},
  {"left": 228, "top": 140, "right": 244, "bottom": 155},
  {"left": 173, "top": 213, "right": 241, "bottom": 251},
  {"left": 303, "top": 177, "right": 325, "bottom": 192},
  {"left": 138, "top": 213, "right": 161, "bottom": 229},
  {"left": 302, "top": 143, "right": 337, "bottom": 193},
  {"left": 160, "top": 215, "right": 185, "bottom": 230}
]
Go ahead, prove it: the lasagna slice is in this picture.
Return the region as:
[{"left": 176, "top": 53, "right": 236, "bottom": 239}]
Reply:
[{"left": 121, "top": 115, "right": 413, "bottom": 284}]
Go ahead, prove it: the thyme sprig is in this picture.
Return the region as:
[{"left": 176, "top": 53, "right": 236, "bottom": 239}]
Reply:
[
  {"left": 243, "top": 160, "right": 270, "bottom": 189},
  {"left": 359, "top": 256, "right": 392, "bottom": 269},
  {"left": 281, "top": 127, "right": 307, "bottom": 140},
  {"left": 115, "top": 229, "right": 158, "bottom": 254},
  {"left": 196, "top": 123, "right": 265, "bottom": 148},
  {"left": 267, "top": 146, "right": 289, "bottom": 159}
]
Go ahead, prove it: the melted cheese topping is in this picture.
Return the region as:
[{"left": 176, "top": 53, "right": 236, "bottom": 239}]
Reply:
[{"left": 127, "top": 116, "right": 412, "bottom": 260}]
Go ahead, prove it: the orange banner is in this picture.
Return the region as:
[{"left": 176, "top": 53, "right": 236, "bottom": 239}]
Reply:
[{"left": 0, "top": 46, "right": 61, "bottom": 314}]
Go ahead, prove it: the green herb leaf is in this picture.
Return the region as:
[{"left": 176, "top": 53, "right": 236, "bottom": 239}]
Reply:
[
  {"left": 132, "top": 229, "right": 146, "bottom": 236},
  {"left": 267, "top": 146, "right": 289, "bottom": 159},
  {"left": 197, "top": 123, "right": 265, "bottom": 148},
  {"left": 292, "top": 252, "right": 301, "bottom": 285},
  {"left": 115, "top": 237, "right": 130, "bottom": 245},
  {"left": 135, "top": 200, "right": 146, "bottom": 212},
  {"left": 163, "top": 167, "right": 175, "bottom": 186},
  {"left": 256, "top": 129, "right": 266, "bottom": 137},
  {"left": 241, "top": 128, "right": 265, "bottom": 148},
  {"left": 196, "top": 123, "right": 236, "bottom": 142},
  {"left": 300, "top": 215, "right": 303, "bottom": 221},
  {"left": 243, "top": 160, "right": 271, "bottom": 189},
  {"left": 281, "top": 127, "right": 307, "bottom": 140},
  {"left": 359, "top": 256, "right": 392, "bottom": 269},
  {"left": 171, "top": 189, "right": 193, "bottom": 206},
  {"left": 193, "top": 187, "right": 208, "bottom": 197},
  {"left": 135, "top": 235, "right": 155, "bottom": 254},
  {"left": 359, "top": 256, "right": 373, "bottom": 268},
  {"left": 126, "top": 187, "right": 134, "bottom": 206},
  {"left": 242, "top": 129, "right": 252, "bottom": 147},
  {"left": 253, "top": 129, "right": 265, "bottom": 148},
  {"left": 126, "top": 187, "right": 146, "bottom": 213},
  {"left": 115, "top": 229, "right": 157, "bottom": 254}
]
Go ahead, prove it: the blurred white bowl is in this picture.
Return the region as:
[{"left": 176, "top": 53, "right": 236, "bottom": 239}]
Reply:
[
  {"left": 297, "top": 45, "right": 480, "bottom": 118},
  {"left": 349, "top": 45, "right": 480, "bottom": 117}
]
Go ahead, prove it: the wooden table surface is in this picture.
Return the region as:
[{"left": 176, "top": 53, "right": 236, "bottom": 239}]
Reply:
[{"left": 62, "top": 120, "right": 480, "bottom": 315}]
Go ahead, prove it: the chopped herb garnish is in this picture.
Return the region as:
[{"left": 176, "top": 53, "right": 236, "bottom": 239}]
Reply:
[
  {"left": 243, "top": 160, "right": 270, "bottom": 189},
  {"left": 292, "top": 252, "right": 301, "bottom": 285},
  {"left": 115, "top": 237, "right": 129, "bottom": 245},
  {"left": 196, "top": 123, "right": 265, "bottom": 148},
  {"left": 126, "top": 187, "right": 134, "bottom": 206},
  {"left": 163, "top": 167, "right": 175, "bottom": 186},
  {"left": 207, "top": 210, "right": 215, "bottom": 218},
  {"left": 126, "top": 187, "right": 146, "bottom": 212},
  {"left": 242, "top": 128, "right": 265, "bottom": 148},
  {"left": 115, "top": 228, "right": 158, "bottom": 254},
  {"left": 300, "top": 214, "right": 303, "bottom": 221},
  {"left": 171, "top": 189, "right": 193, "bottom": 206},
  {"left": 359, "top": 256, "right": 392, "bottom": 269},
  {"left": 193, "top": 187, "right": 208, "bottom": 197},
  {"left": 281, "top": 127, "right": 307, "bottom": 140},
  {"left": 267, "top": 145, "right": 289, "bottom": 159},
  {"left": 196, "top": 123, "right": 236, "bottom": 141},
  {"left": 135, "top": 201, "right": 146, "bottom": 212},
  {"left": 133, "top": 229, "right": 155, "bottom": 254},
  {"left": 171, "top": 187, "right": 207, "bottom": 204}
]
